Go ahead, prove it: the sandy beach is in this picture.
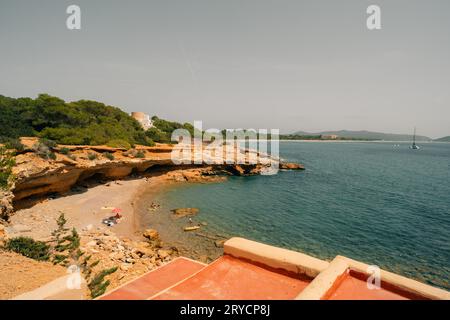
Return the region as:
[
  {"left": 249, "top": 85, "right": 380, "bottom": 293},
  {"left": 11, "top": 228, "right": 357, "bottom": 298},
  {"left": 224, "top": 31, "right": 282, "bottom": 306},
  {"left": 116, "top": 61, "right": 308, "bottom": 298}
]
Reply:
[
  {"left": 1, "top": 168, "right": 217, "bottom": 298},
  {"left": 9, "top": 177, "right": 153, "bottom": 241},
  {"left": 8, "top": 167, "right": 224, "bottom": 261}
]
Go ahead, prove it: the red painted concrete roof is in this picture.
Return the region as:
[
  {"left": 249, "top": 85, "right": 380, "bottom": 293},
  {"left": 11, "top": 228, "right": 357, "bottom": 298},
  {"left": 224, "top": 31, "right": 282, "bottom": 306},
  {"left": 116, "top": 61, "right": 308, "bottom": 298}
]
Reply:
[
  {"left": 326, "top": 272, "right": 409, "bottom": 300},
  {"left": 100, "top": 254, "right": 430, "bottom": 300},
  {"left": 100, "top": 257, "right": 205, "bottom": 300},
  {"left": 152, "top": 255, "right": 311, "bottom": 300}
]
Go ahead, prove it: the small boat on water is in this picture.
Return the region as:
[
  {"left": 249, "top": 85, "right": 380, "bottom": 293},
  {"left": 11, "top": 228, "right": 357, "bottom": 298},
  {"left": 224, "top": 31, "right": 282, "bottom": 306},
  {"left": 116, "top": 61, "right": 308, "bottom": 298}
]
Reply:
[{"left": 410, "top": 127, "right": 420, "bottom": 150}]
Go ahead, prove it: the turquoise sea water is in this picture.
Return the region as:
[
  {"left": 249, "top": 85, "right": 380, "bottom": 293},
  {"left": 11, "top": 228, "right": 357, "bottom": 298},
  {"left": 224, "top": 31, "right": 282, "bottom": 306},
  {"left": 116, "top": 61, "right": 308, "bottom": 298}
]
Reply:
[{"left": 158, "top": 142, "right": 450, "bottom": 289}]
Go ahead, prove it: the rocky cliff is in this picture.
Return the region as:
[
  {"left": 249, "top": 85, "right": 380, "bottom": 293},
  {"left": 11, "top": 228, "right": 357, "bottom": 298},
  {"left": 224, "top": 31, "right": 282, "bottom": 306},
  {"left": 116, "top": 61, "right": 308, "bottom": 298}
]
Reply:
[{"left": 1, "top": 138, "right": 303, "bottom": 221}]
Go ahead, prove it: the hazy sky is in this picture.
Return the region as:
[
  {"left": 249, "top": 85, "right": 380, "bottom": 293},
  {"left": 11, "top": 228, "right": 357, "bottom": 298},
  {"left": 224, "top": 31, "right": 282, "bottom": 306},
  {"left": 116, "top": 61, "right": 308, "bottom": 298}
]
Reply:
[{"left": 1, "top": 0, "right": 449, "bottom": 138}]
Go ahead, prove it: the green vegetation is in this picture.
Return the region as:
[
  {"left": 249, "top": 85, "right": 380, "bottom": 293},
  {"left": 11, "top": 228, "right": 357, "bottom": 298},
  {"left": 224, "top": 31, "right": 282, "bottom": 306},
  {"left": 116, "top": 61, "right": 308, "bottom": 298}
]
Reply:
[
  {"left": 5, "top": 237, "right": 51, "bottom": 261},
  {"left": 0, "top": 94, "right": 203, "bottom": 147},
  {"left": 106, "top": 139, "right": 132, "bottom": 149},
  {"left": 88, "top": 266, "right": 118, "bottom": 298},
  {"left": 147, "top": 116, "right": 195, "bottom": 143},
  {"left": 39, "top": 138, "right": 57, "bottom": 149},
  {"left": 0, "top": 94, "right": 151, "bottom": 146},
  {"left": 145, "top": 127, "right": 170, "bottom": 143},
  {"left": 59, "top": 147, "right": 71, "bottom": 155},
  {"left": 0, "top": 147, "right": 15, "bottom": 190},
  {"left": 2, "top": 212, "right": 118, "bottom": 298},
  {"left": 0, "top": 137, "right": 25, "bottom": 151},
  {"left": 33, "top": 140, "right": 57, "bottom": 160},
  {"left": 124, "top": 149, "right": 146, "bottom": 158},
  {"left": 87, "top": 152, "right": 97, "bottom": 161},
  {"left": 51, "top": 212, "right": 81, "bottom": 266},
  {"left": 50, "top": 212, "right": 117, "bottom": 298},
  {"left": 134, "top": 150, "right": 145, "bottom": 158},
  {"left": 103, "top": 152, "right": 115, "bottom": 160}
]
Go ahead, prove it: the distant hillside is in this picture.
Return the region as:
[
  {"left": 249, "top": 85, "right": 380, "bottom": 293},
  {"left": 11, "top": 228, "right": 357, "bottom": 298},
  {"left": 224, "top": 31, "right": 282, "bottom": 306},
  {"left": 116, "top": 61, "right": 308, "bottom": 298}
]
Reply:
[
  {"left": 434, "top": 136, "right": 450, "bottom": 142},
  {"left": 290, "top": 130, "right": 431, "bottom": 141}
]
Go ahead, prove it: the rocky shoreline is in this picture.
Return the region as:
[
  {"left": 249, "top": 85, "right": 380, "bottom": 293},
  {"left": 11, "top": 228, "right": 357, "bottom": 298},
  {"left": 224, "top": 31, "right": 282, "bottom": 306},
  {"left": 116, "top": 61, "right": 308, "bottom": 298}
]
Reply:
[
  {"left": 2, "top": 137, "right": 301, "bottom": 220},
  {"left": 135, "top": 181, "right": 228, "bottom": 264},
  {"left": 0, "top": 138, "right": 304, "bottom": 298}
]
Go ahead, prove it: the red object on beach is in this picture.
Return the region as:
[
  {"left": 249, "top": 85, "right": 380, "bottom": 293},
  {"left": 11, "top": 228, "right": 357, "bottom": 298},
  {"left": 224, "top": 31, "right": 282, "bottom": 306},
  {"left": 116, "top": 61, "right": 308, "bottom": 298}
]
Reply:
[{"left": 112, "top": 208, "right": 122, "bottom": 214}]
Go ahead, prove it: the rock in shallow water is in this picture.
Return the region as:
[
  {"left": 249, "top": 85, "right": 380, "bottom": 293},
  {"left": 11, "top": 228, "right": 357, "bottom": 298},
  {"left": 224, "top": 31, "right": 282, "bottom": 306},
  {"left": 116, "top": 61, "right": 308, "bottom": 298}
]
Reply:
[
  {"left": 171, "top": 208, "right": 199, "bottom": 218},
  {"left": 279, "top": 162, "right": 305, "bottom": 170},
  {"left": 143, "top": 229, "right": 160, "bottom": 240}
]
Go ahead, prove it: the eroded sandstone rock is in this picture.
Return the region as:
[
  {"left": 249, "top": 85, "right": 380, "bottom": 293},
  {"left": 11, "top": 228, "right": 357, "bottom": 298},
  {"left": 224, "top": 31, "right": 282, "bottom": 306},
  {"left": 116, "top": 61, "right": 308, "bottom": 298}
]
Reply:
[
  {"left": 0, "top": 191, "right": 14, "bottom": 221},
  {"left": 279, "top": 162, "right": 305, "bottom": 170},
  {"left": 143, "top": 229, "right": 160, "bottom": 241}
]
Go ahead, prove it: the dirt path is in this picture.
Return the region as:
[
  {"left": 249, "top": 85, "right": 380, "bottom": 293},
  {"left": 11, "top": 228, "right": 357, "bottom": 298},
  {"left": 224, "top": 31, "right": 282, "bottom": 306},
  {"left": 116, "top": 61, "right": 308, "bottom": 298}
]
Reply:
[{"left": 0, "top": 249, "right": 67, "bottom": 300}]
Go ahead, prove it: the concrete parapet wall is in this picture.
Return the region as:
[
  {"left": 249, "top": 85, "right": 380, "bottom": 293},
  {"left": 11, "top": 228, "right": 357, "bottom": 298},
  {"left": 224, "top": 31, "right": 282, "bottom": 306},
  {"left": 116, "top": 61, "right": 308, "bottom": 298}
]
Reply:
[
  {"left": 224, "top": 237, "right": 329, "bottom": 278},
  {"left": 12, "top": 274, "right": 87, "bottom": 300}
]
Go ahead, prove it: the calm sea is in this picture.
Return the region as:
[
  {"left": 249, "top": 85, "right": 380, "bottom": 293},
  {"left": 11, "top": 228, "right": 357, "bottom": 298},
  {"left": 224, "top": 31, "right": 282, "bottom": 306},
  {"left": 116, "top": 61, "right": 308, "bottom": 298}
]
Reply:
[{"left": 155, "top": 141, "right": 450, "bottom": 290}]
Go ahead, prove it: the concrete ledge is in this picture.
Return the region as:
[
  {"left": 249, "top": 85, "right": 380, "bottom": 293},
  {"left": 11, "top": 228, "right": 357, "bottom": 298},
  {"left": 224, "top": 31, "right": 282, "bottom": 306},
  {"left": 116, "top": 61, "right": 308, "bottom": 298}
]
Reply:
[
  {"left": 336, "top": 256, "right": 450, "bottom": 300},
  {"left": 224, "top": 237, "right": 329, "bottom": 278},
  {"left": 12, "top": 274, "right": 87, "bottom": 300},
  {"left": 296, "top": 257, "right": 348, "bottom": 300}
]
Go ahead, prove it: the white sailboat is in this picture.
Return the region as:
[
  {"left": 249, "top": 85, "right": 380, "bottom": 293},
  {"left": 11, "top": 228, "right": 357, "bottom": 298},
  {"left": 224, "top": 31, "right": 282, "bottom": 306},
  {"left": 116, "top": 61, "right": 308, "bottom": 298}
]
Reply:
[{"left": 411, "top": 127, "right": 420, "bottom": 150}]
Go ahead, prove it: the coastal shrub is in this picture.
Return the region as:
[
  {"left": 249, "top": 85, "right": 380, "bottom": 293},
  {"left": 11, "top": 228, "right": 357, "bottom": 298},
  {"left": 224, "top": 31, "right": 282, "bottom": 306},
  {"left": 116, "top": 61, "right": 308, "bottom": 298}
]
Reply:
[
  {"left": 54, "top": 228, "right": 80, "bottom": 254},
  {"left": 52, "top": 212, "right": 68, "bottom": 250},
  {"left": 145, "top": 127, "right": 170, "bottom": 144},
  {"left": 33, "top": 142, "right": 57, "bottom": 160},
  {"left": 39, "top": 138, "right": 57, "bottom": 149},
  {"left": 0, "top": 94, "right": 150, "bottom": 147},
  {"left": 87, "top": 152, "right": 97, "bottom": 161},
  {"left": 146, "top": 138, "right": 155, "bottom": 147},
  {"left": 135, "top": 150, "right": 145, "bottom": 158},
  {"left": 80, "top": 254, "right": 93, "bottom": 278},
  {"left": 0, "top": 96, "right": 35, "bottom": 138},
  {"left": 59, "top": 147, "right": 71, "bottom": 155},
  {"left": 48, "top": 212, "right": 117, "bottom": 298},
  {"left": 0, "top": 171, "right": 9, "bottom": 190},
  {"left": 88, "top": 267, "right": 118, "bottom": 299},
  {"left": 51, "top": 212, "right": 80, "bottom": 266},
  {"left": 1, "top": 138, "right": 25, "bottom": 152},
  {"left": 5, "top": 237, "right": 51, "bottom": 261},
  {"left": 0, "top": 94, "right": 195, "bottom": 147},
  {"left": 68, "top": 154, "right": 77, "bottom": 161},
  {"left": 0, "top": 147, "right": 15, "bottom": 190},
  {"left": 52, "top": 254, "right": 69, "bottom": 265},
  {"left": 107, "top": 139, "right": 131, "bottom": 150},
  {"left": 103, "top": 152, "right": 114, "bottom": 160},
  {"left": 89, "top": 260, "right": 100, "bottom": 269},
  {"left": 146, "top": 117, "right": 197, "bottom": 144}
]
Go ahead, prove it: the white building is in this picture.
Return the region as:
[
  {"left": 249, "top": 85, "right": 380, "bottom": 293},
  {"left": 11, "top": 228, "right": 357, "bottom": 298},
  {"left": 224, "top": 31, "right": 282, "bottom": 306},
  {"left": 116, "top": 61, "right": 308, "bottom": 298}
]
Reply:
[{"left": 131, "top": 112, "right": 153, "bottom": 130}]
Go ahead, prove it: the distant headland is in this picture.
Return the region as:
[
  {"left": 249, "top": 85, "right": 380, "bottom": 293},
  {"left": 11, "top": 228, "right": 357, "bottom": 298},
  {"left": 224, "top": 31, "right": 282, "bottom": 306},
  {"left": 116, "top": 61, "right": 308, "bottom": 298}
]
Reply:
[{"left": 281, "top": 130, "right": 440, "bottom": 142}]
